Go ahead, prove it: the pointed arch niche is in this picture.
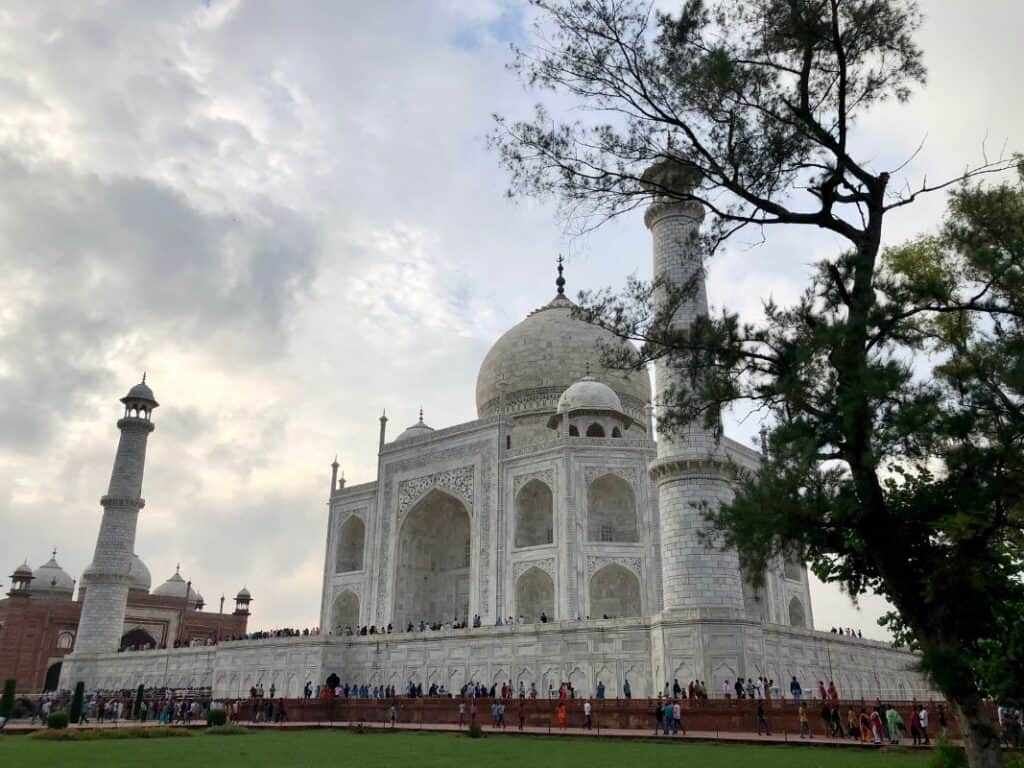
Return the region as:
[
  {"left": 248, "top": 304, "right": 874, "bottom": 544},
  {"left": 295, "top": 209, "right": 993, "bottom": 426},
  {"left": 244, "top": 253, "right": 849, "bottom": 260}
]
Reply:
[
  {"left": 393, "top": 489, "right": 471, "bottom": 628},
  {"left": 586, "top": 473, "right": 638, "bottom": 542},
  {"left": 332, "top": 590, "right": 360, "bottom": 632},
  {"left": 335, "top": 515, "right": 366, "bottom": 572},
  {"left": 514, "top": 479, "right": 553, "bottom": 548},
  {"left": 515, "top": 566, "right": 554, "bottom": 623},
  {"left": 589, "top": 563, "right": 641, "bottom": 619}
]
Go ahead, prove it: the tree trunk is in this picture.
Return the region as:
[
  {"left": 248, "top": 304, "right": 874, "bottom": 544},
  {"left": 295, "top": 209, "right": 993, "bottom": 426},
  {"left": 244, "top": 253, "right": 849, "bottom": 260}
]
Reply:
[{"left": 954, "top": 693, "right": 1004, "bottom": 768}]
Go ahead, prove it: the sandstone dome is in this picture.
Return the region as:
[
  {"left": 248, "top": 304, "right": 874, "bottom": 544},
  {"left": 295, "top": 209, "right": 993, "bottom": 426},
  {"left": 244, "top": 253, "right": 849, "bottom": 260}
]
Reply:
[
  {"left": 476, "top": 294, "right": 650, "bottom": 420},
  {"left": 153, "top": 566, "right": 203, "bottom": 607},
  {"left": 557, "top": 375, "right": 623, "bottom": 414},
  {"left": 32, "top": 555, "right": 75, "bottom": 596},
  {"left": 129, "top": 554, "right": 151, "bottom": 593}
]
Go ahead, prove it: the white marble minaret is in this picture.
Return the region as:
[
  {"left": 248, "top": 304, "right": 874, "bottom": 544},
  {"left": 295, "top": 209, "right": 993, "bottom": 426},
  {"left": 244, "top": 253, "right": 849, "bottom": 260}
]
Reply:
[
  {"left": 74, "top": 377, "right": 158, "bottom": 655},
  {"left": 642, "top": 158, "right": 746, "bottom": 616}
]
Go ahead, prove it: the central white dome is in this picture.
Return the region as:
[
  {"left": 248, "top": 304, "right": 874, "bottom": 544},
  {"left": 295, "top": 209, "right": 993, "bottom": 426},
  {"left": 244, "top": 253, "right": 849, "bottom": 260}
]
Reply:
[{"left": 476, "top": 294, "right": 650, "bottom": 420}]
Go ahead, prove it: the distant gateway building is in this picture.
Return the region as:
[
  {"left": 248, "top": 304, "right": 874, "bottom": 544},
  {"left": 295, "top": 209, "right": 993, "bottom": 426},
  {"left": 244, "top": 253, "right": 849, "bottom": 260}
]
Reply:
[{"left": 61, "top": 161, "right": 931, "bottom": 700}]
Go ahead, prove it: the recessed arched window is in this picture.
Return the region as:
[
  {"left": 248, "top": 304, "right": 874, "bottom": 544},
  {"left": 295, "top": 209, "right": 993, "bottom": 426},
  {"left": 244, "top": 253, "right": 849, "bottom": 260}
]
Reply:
[
  {"left": 335, "top": 516, "right": 366, "bottom": 572},
  {"left": 783, "top": 558, "right": 803, "bottom": 581},
  {"left": 586, "top": 423, "right": 605, "bottom": 437},
  {"left": 589, "top": 564, "right": 641, "bottom": 618},
  {"left": 586, "top": 473, "right": 638, "bottom": 542},
  {"left": 568, "top": 425, "right": 579, "bottom": 437},
  {"left": 788, "top": 596, "right": 806, "bottom": 628},
  {"left": 56, "top": 631, "right": 75, "bottom": 649},
  {"left": 515, "top": 479, "right": 554, "bottom": 548},
  {"left": 611, "top": 427, "right": 622, "bottom": 438}
]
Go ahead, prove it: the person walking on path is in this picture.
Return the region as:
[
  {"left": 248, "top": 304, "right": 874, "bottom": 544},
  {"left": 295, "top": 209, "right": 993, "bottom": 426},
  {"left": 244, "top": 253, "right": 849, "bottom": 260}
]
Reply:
[
  {"left": 756, "top": 701, "right": 771, "bottom": 736},
  {"left": 672, "top": 701, "right": 682, "bottom": 735},
  {"left": 886, "top": 705, "right": 904, "bottom": 745},
  {"left": 870, "top": 708, "right": 884, "bottom": 745},
  {"left": 662, "top": 701, "right": 673, "bottom": 735},
  {"left": 583, "top": 700, "right": 592, "bottom": 730},
  {"left": 556, "top": 702, "right": 567, "bottom": 730},
  {"left": 919, "top": 704, "right": 930, "bottom": 745},
  {"left": 653, "top": 700, "right": 664, "bottom": 735},
  {"left": 517, "top": 699, "right": 526, "bottom": 731},
  {"left": 790, "top": 677, "right": 802, "bottom": 701},
  {"left": 623, "top": 679, "right": 631, "bottom": 699},
  {"left": 458, "top": 701, "right": 465, "bottom": 727},
  {"left": 389, "top": 698, "right": 398, "bottom": 728},
  {"left": 798, "top": 703, "right": 812, "bottom": 739}
]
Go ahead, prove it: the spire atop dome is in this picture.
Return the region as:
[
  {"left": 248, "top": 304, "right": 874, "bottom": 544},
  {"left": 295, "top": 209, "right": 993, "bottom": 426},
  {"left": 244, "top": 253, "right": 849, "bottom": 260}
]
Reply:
[
  {"left": 418, "top": 407, "right": 424, "bottom": 424},
  {"left": 556, "top": 254, "right": 565, "bottom": 296}
]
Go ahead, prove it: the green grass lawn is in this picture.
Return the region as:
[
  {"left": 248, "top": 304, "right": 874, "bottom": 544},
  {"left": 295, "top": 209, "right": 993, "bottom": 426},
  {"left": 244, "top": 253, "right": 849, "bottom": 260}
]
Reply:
[{"left": 0, "top": 730, "right": 933, "bottom": 768}]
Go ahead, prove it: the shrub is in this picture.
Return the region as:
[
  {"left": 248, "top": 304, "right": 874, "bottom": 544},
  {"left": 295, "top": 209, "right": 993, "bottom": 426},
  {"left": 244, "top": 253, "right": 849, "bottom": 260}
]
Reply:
[
  {"left": 69, "top": 682, "right": 84, "bottom": 723},
  {"left": 467, "top": 721, "right": 484, "bottom": 739},
  {"left": 12, "top": 697, "right": 34, "bottom": 719},
  {"left": 206, "top": 708, "right": 228, "bottom": 727},
  {"left": 927, "top": 734, "right": 967, "bottom": 768},
  {"left": 0, "top": 679, "right": 14, "bottom": 719},
  {"left": 46, "top": 711, "right": 69, "bottom": 729}
]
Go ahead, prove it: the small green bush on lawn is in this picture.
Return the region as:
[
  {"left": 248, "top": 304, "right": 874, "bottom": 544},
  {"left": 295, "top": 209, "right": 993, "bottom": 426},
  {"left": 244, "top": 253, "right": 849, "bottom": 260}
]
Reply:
[
  {"left": 206, "top": 709, "right": 228, "bottom": 727},
  {"left": 46, "top": 711, "right": 69, "bottom": 729},
  {"left": 466, "top": 722, "right": 484, "bottom": 738}
]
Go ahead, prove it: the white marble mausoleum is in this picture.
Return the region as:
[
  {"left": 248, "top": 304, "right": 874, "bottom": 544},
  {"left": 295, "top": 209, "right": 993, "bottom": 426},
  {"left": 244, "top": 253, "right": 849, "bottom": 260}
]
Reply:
[{"left": 61, "top": 160, "right": 934, "bottom": 701}]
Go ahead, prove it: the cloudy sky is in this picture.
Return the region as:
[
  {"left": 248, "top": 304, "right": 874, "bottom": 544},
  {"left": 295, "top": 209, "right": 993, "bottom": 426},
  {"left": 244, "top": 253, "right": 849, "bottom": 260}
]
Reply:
[{"left": 1, "top": 1, "right": 1020, "bottom": 638}]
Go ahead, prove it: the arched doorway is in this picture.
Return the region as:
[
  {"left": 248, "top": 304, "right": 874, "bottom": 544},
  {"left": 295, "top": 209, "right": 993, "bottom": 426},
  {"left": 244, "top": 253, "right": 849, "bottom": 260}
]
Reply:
[
  {"left": 332, "top": 590, "right": 360, "bottom": 633},
  {"left": 394, "top": 489, "right": 471, "bottom": 628},
  {"left": 336, "top": 516, "right": 366, "bottom": 572},
  {"left": 586, "top": 474, "right": 638, "bottom": 542},
  {"left": 44, "top": 662, "right": 62, "bottom": 692},
  {"left": 514, "top": 479, "right": 553, "bottom": 548},
  {"left": 515, "top": 567, "right": 554, "bottom": 623},
  {"left": 589, "top": 564, "right": 641, "bottom": 618},
  {"left": 120, "top": 628, "right": 157, "bottom": 650}
]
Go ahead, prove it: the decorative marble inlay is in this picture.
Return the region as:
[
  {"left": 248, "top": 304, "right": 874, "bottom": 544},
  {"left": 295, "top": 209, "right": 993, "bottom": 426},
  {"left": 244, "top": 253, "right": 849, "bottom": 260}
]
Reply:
[
  {"left": 398, "top": 466, "right": 475, "bottom": 521},
  {"left": 512, "top": 557, "right": 555, "bottom": 582},
  {"left": 586, "top": 555, "right": 642, "bottom": 579},
  {"left": 512, "top": 468, "right": 554, "bottom": 498}
]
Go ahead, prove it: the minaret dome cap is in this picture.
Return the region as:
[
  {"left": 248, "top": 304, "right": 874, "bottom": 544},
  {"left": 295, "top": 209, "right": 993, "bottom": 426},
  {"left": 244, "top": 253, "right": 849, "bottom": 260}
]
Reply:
[{"left": 121, "top": 375, "right": 159, "bottom": 408}]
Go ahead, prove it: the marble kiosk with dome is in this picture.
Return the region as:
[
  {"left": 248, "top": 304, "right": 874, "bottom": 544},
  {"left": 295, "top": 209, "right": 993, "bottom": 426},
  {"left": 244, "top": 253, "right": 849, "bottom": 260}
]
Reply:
[{"left": 60, "top": 160, "right": 932, "bottom": 700}]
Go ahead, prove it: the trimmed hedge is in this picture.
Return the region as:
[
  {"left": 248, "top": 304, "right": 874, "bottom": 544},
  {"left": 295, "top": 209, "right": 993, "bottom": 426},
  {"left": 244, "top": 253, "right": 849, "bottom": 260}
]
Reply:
[
  {"left": 46, "top": 711, "right": 69, "bottom": 729},
  {"left": 0, "top": 679, "right": 14, "bottom": 719},
  {"left": 206, "top": 708, "right": 228, "bottom": 727},
  {"left": 31, "top": 726, "right": 193, "bottom": 741}
]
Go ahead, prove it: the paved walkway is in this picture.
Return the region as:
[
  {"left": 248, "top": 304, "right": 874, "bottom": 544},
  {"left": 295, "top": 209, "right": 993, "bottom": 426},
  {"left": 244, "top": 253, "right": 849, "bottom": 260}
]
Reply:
[{"left": 1, "top": 717, "right": 946, "bottom": 752}]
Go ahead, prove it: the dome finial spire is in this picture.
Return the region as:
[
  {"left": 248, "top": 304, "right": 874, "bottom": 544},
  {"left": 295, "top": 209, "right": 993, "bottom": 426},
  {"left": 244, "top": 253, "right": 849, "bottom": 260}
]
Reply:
[
  {"left": 556, "top": 254, "right": 566, "bottom": 296},
  {"left": 418, "top": 406, "right": 424, "bottom": 424},
  {"left": 142, "top": 371, "right": 146, "bottom": 384}
]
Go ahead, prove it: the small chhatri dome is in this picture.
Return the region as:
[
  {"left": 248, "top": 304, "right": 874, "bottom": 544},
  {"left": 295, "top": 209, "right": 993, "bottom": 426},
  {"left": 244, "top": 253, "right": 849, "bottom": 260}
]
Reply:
[
  {"left": 153, "top": 565, "right": 203, "bottom": 606},
  {"left": 121, "top": 373, "right": 159, "bottom": 408},
  {"left": 12, "top": 561, "right": 33, "bottom": 579},
  {"left": 31, "top": 551, "right": 75, "bottom": 596},
  {"left": 129, "top": 553, "right": 151, "bottom": 593},
  {"left": 395, "top": 408, "right": 435, "bottom": 442},
  {"left": 236, "top": 586, "right": 252, "bottom": 599},
  {"left": 557, "top": 373, "right": 623, "bottom": 414}
]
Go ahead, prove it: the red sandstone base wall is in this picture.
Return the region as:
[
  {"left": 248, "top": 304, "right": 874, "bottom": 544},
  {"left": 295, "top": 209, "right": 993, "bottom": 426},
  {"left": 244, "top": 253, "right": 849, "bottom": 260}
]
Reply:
[{"left": 236, "top": 697, "right": 961, "bottom": 739}]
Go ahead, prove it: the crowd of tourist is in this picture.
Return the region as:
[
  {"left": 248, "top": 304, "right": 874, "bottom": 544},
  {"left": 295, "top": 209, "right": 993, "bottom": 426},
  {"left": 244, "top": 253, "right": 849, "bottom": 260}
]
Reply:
[{"left": 333, "top": 611, "right": 648, "bottom": 637}]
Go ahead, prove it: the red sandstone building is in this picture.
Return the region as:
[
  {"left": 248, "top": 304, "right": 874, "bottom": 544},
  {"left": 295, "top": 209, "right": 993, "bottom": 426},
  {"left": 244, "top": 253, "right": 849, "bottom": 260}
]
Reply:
[{"left": 0, "top": 553, "right": 251, "bottom": 693}]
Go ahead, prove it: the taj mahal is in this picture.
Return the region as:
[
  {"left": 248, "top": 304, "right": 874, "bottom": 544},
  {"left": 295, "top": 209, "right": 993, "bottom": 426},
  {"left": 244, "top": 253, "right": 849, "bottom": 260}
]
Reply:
[{"left": 59, "top": 158, "right": 933, "bottom": 701}]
